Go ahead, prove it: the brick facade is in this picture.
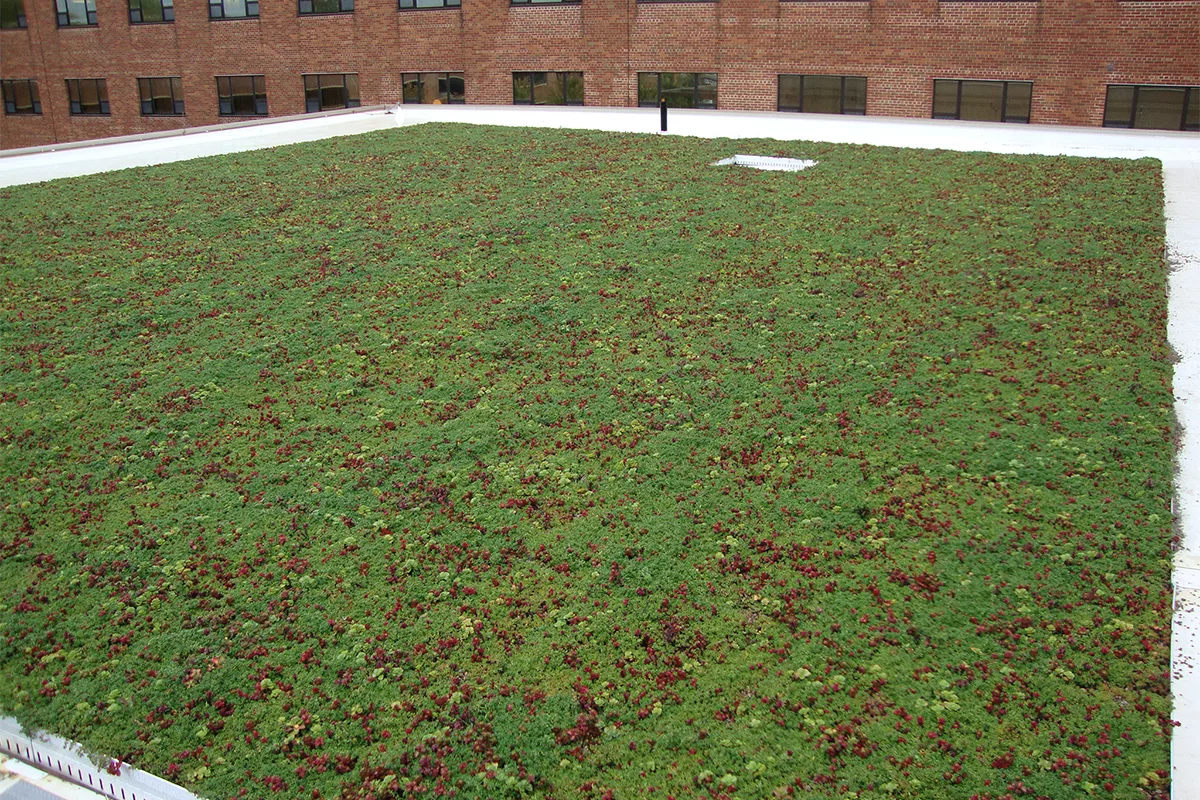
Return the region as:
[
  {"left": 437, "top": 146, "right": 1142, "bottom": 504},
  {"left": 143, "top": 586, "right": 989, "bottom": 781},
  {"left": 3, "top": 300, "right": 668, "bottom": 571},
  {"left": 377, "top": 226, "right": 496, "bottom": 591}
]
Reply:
[{"left": 2, "top": 0, "right": 1197, "bottom": 149}]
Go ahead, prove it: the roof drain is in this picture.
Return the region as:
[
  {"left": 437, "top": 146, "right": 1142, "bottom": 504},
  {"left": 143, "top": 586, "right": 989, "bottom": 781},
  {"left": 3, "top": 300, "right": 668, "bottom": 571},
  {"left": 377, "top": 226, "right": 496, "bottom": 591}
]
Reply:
[{"left": 711, "top": 155, "right": 818, "bottom": 171}]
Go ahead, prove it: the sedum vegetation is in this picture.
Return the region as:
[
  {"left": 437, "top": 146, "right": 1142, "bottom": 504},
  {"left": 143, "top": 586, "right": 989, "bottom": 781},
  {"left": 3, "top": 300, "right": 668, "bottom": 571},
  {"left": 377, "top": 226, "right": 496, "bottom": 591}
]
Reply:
[{"left": 0, "top": 124, "right": 1176, "bottom": 799}]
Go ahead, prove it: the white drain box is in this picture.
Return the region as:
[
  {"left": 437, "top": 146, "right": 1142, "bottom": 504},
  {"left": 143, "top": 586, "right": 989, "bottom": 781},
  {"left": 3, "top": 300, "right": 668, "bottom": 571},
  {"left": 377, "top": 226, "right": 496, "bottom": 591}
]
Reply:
[{"left": 711, "top": 155, "right": 818, "bottom": 171}]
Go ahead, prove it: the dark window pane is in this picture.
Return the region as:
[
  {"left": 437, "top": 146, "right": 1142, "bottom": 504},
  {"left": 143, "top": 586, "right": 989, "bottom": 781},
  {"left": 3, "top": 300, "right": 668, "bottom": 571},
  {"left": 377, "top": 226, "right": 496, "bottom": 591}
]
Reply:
[
  {"left": 1, "top": 0, "right": 26, "bottom": 28},
  {"left": 72, "top": 79, "right": 107, "bottom": 114},
  {"left": 3, "top": 80, "right": 40, "bottom": 114},
  {"left": 319, "top": 74, "right": 346, "bottom": 109},
  {"left": 532, "top": 73, "right": 563, "bottom": 105},
  {"left": 932, "top": 80, "right": 958, "bottom": 119},
  {"left": 319, "top": 85, "right": 344, "bottom": 108},
  {"left": 637, "top": 73, "right": 658, "bottom": 106},
  {"left": 513, "top": 73, "right": 530, "bottom": 103},
  {"left": 958, "top": 80, "right": 1004, "bottom": 122},
  {"left": 778, "top": 75, "right": 801, "bottom": 112},
  {"left": 221, "top": 75, "right": 264, "bottom": 115},
  {"left": 661, "top": 73, "right": 694, "bottom": 108},
  {"left": 1004, "top": 81, "right": 1032, "bottom": 122},
  {"left": 844, "top": 77, "right": 867, "bottom": 114},
  {"left": 418, "top": 72, "right": 441, "bottom": 103},
  {"left": 13, "top": 82, "right": 29, "bottom": 112},
  {"left": 1135, "top": 86, "right": 1186, "bottom": 130},
  {"left": 80, "top": 80, "right": 99, "bottom": 109},
  {"left": 803, "top": 75, "right": 842, "bottom": 115},
  {"left": 312, "top": 0, "right": 341, "bottom": 11},
  {"left": 402, "top": 74, "right": 420, "bottom": 103},
  {"left": 1187, "top": 89, "right": 1199, "bottom": 131},
  {"left": 345, "top": 73, "right": 359, "bottom": 104},
  {"left": 447, "top": 73, "right": 464, "bottom": 102},
  {"left": 565, "top": 72, "right": 583, "bottom": 104},
  {"left": 131, "top": 0, "right": 166, "bottom": 22},
  {"left": 1103, "top": 85, "right": 1134, "bottom": 127},
  {"left": 153, "top": 77, "right": 172, "bottom": 113},
  {"left": 696, "top": 73, "right": 717, "bottom": 109}
]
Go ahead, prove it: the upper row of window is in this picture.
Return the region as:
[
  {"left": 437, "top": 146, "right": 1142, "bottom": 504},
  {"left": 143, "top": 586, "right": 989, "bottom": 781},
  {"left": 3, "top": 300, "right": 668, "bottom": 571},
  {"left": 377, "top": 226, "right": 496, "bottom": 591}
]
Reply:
[
  {"left": 0, "top": 0, "right": 1079, "bottom": 28},
  {"left": 0, "top": 0, "right": 575, "bottom": 26}
]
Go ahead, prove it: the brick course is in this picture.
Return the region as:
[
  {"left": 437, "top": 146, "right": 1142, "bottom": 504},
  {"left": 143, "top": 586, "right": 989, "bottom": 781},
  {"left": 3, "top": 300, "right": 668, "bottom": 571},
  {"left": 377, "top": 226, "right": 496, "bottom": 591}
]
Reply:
[{"left": 2, "top": 0, "right": 1197, "bottom": 148}]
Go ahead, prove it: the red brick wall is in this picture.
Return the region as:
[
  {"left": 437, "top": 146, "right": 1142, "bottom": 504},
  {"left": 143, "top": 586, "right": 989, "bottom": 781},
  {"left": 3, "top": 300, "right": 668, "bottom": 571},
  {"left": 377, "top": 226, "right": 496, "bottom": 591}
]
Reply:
[{"left": 2, "top": 0, "right": 1198, "bottom": 148}]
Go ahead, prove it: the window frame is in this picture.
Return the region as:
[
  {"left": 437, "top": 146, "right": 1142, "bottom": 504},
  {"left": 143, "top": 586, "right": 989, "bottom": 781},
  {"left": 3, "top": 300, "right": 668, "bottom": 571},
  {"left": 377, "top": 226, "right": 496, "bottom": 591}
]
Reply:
[
  {"left": 209, "top": 0, "right": 258, "bottom": 19},
  {"left": 1, "top": 0, "right": 28, "bottom": 28},
  {"left": 512, "top": 71, "right": 584, "bottom": 106},
  {"left": 216, "top": 74, "right": 268, "bottom": 117},
  {"left": 56, "top": 0, "right": 97, "bottom": 27},
  {"left": 303, "top": 73, "right": 361, "bottom": 113},
  {"left": 777, "top": 74, "right": 867, "bottom": 115},
  {"left": 637, "top": 72, "right": 718, "bottom": 110},
  {"left": 129, "top": 0, "right": 172, "bottom": 22},
  {"left": 138, "top": 76, "right": 185, "bottom": 116},
  {"left": 299, "top": 0, "right": 353, "bottom": 14},
  {"left": 401, "top": 72, "right": 466, "bottom": 104},
  {"left": 932, "top": 78, "right": 1032, "bottom": 124},
  {"left": 397, "top": 0, "right": 460, "bottom": 10},
  {"left": 65, "top": 78, "right": 110, "bottom": 115},
  {"left": 2, "top": 79, "right": 41, "bottom": 114},
  {"left": 1103, "top": 84, "right": 1199, "bottom": 132}
]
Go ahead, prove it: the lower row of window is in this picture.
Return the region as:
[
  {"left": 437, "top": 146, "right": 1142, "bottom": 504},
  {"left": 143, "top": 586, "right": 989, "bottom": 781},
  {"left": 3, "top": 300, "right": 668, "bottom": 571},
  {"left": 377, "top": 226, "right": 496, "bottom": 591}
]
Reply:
[{"left": 2, "top": 74, "right": 1197, "bottom": 131}]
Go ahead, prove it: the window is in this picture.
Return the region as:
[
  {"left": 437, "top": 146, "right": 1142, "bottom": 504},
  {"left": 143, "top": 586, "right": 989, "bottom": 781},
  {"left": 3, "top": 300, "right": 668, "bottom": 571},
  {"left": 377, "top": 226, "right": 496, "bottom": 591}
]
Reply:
[
  {"left": 304, "top": 73, "right": 360, "bottom": 112},
  {"left": 402, "top": 72, "right": 465, "bottom": 104},
  {"left": 1, "top": 0, "right": 27, "bottom": 28},
  {"left": 300, "top": 0, "right": 352, "bottom": 13},
  {"left": 209, "top": 0, "right": 257, "bottom": 18},
  {"left": 1104, "top": 85, "right": 1198, "bottom": 132},
  {"left": 56, "top": 0, "right": 97, "bottom": 26},
  {"left": 217, "top": 75, "right": 267, "bottom": 116},
  {"left": 398, "top": 0, "right": 459, "bottom": 9},
  {"left": 2, "top": 79, "right": 41, "bottom": 114},
  {"left": 66, "top": 78, "right": 109, "bottom": 115},
  {"left": 638, "top": 73, "right": 717, "bottom": 109},
  {"left": 778, "top": 75, "right": 866, "bottom": 115},
  {"left": 932, "top": 79, "right": 1032, "bottom": 123},
  {"left": 129, "top": 0, "right": 172, "bottom": 22},
  {"left": 513, "top": 72, "right": 583, "bottom": 106},
  {"left": 139, "top": 77, "right": 184, "bottom": 115}
]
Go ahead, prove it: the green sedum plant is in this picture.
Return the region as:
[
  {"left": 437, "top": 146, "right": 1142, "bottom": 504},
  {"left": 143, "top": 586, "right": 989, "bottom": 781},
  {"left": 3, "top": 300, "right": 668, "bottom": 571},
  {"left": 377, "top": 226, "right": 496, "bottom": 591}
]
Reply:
[{"left": 0, "top": 125, "right": 1174, "bottom": 799}]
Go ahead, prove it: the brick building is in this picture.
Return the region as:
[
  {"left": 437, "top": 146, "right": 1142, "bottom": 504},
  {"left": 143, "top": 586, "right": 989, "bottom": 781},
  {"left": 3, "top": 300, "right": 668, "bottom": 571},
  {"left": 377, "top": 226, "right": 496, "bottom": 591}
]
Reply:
[{"left": 1, "top": 0, "right": 1197, "bottom": 150}]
